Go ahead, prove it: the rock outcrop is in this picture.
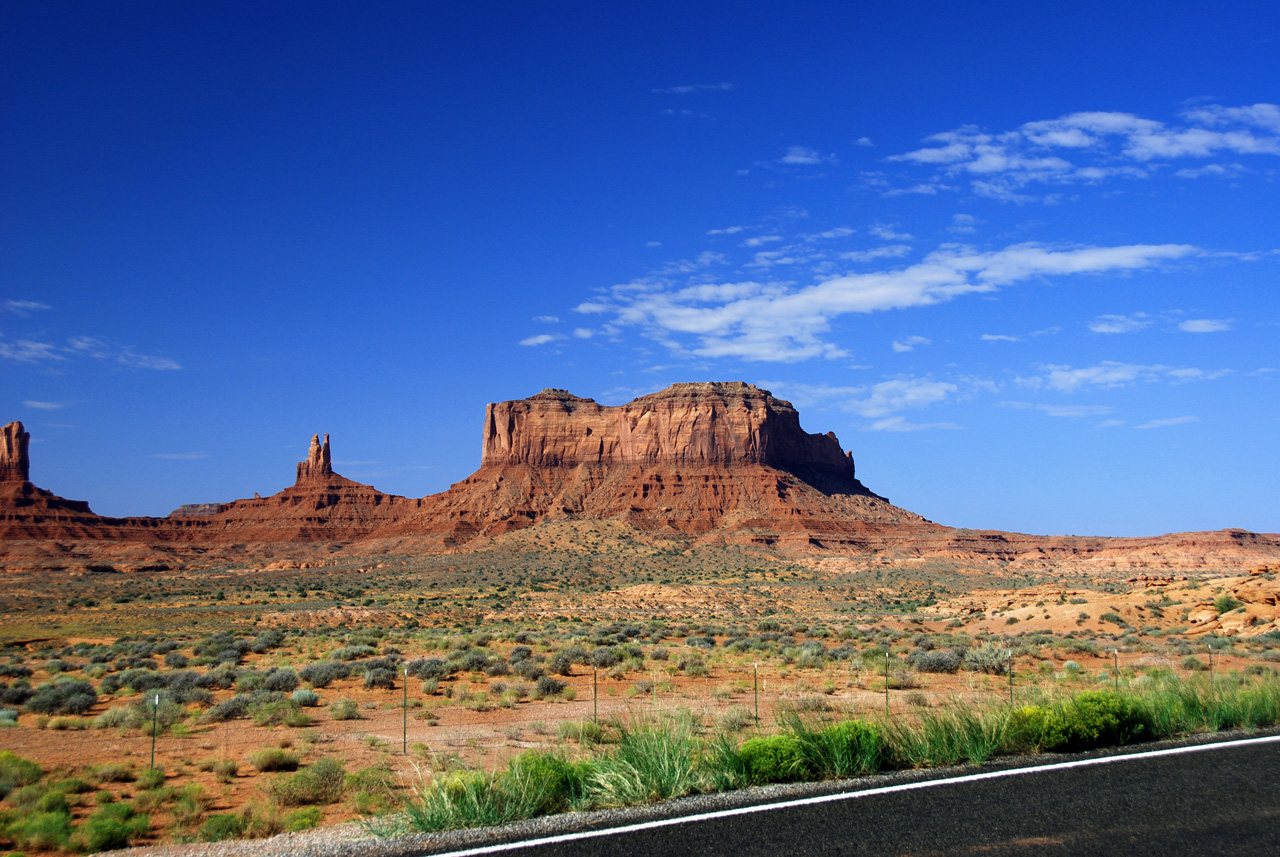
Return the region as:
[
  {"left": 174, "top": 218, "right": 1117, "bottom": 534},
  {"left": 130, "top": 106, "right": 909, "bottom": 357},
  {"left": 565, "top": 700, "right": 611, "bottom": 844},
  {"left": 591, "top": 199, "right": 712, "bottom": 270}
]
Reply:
[
  {"left": 483, "top": 383, "right": 859, "bottom": 490},
  {"left": 3, "top": 384, "right": 1280, "bottom": 573},
  {"left": 296, "top": 434, "right": 333, "bottom": 484},
  {"left": 167, "top": 432, "right": 417, "bottom": 542},
  {"left": 1, "top": 422, "right": 30, "bottom": 483},
  {"left": 374, "top": 382, "right": 929, "bottom": 547}
]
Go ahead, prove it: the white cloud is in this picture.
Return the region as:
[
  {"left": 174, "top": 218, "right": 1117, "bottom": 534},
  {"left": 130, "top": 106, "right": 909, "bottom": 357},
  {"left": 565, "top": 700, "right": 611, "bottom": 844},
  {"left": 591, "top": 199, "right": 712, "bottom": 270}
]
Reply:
[
  {"left": 651, "top": 82, "right": 733, "bottom": 95},
  {"left": 778, "top": 146, "right": 837, "bottom": 166},
  {"left": 572, "top": 328, "right": 595, "bottom": 339},
  {"left": 1135, "top": 416, "right": 1200, "bottom": 430},
  {"left": 882, "top": 183, "right": 946, "bottom": 196},
  {"left": 0, "top": 339, "right": 61, "bottom": 362},
  {"left": 981, "top": 333, "right": 1021, "bottom": 342},
  {"left": 4, "top": 300, "right": 51, "bottom": 316},
  {"left": 1002, "top": 401, "right": 1113, "bottom": 418},
  {"left": 870, "top": 224, "right": 913, "bottom": 241},
  {"left": 866, "top": 416, "right": 961, "bottom": 432},
  {"left": 1019, "top": 360, "right": 1226, "bottom": 392},
  {"left": 580, "top": 241, "right": 1197, "bottom": 363},
  {"left": 646, "top": 241, "right": 662, "bottom": 248},
  {"left": 949, "top": 214, "right": 978, "bottom": 234},
  {"left": 707, "top": 226, "right": 745, "bottom": 236},
  {"left": 742, "top": 235, "right": 783, "bottom": 248},
  {"left": 806, "top": 227, "right": 856, "bottom": 240},
  {"left": 1179, "top": 318, "right": 1232, "bottom": 333},
  {"left": 533, "top": 315, "right": 559, "bottom": 323},
  {"left": 150, "top": 452, "right": 210, "bottom": 460},
  {"left": 892, "top": 335, "right": 931, "bottom": 353},
  {"left": 1089, "top": 313, "right": 1152, "bottom": 334},
  {"left": 23, "top": 400, "right": 67, "bottom": 410},
  {"left": 65, "top": 337, "right": 181, "bottom": 370},
  {"left": 855, "top": 137, "right": 873, "bottom": 147},
  {"left": 888, "top": 104, "right": 1280, "bottom": 196},
  {"left": 845, "top": 378, "right": 956, "bottom": 418},
  {"left": 839, "top": 245, "right": 911, "bottom": 263},
  {"left": 518, "top": 334, "right": 562, "bottom": 346}
]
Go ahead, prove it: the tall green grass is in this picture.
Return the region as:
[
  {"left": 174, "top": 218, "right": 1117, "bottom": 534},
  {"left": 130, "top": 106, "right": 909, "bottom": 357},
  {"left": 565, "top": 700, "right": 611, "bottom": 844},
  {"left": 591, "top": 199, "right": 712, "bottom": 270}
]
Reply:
[{"left": 398, "top": 673, "right": 1280, "bottom": 834}]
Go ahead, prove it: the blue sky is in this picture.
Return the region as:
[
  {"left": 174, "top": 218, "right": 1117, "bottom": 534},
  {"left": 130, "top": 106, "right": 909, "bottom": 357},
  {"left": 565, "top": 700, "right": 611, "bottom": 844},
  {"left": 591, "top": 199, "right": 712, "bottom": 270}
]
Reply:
[{"left": 2, "top": 2, "right": 1277, "bottom": 536}]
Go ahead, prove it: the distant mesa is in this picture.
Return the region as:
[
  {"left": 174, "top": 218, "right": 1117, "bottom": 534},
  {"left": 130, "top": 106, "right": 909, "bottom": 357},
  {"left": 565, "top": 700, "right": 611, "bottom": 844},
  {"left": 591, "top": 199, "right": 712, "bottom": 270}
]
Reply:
[{"left": 2, "top": 385, "right": 1280, "bottom": 572}]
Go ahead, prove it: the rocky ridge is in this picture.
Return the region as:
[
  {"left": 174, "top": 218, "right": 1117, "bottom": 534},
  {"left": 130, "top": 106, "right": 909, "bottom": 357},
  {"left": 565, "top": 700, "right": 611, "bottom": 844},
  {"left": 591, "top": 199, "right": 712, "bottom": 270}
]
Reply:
[{"left": 2, "top": 387, "right": 1279, "bottom": 572}]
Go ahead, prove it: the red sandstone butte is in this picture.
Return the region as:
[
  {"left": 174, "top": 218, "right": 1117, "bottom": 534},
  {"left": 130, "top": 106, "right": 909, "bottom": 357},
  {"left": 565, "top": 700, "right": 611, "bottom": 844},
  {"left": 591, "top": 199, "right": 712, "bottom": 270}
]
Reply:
[{"left": 2, "top": 386, "right": 1280, "bottom": 571}]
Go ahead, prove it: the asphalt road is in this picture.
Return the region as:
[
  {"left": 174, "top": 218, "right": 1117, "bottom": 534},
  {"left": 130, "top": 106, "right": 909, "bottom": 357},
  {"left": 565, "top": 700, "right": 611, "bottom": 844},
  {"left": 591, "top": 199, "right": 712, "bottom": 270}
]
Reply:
[{"left": 433, "top": 736, "right": 1280, "bottom": 857}]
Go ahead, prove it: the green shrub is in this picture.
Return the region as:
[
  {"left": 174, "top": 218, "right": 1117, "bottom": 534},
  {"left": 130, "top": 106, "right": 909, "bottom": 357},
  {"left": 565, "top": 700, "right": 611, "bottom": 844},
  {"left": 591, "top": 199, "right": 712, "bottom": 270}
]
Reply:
[
  {"left": 248, "top": 748, "right": 299, "bottom": 773},
  {"left": 25, "top": 678, "right": 97, "bottom": 715},
  {"left": 91, "top": 762, "right": 136, "bottom": 784},
  {"left": 0, "top": 750, "right": 42, "bottom": 798},
  {"left": 284, "top": 806, "right": 323, "bottom": 831},
  {"left": 249, "top": 698, "right": 310, "bottom": 727},
  {"left": 506, "top": 752, "right": 592, "bottom": 813},
  {"left": 588, "top": 719, "right": 702, "bottom": 805},
  {"left": 1182, "top": 655, "right": 1208, "bottom": 671},
  {"left": 263, "top": 757, "right": 345, "bottom": 805},
  {"left": 1214, "top": 594, "right": 1244, "bottom": 615},
  {"left": 214, "top": 759, "right": 239, "bottom": 782},
  {"left": 7, "top": 809, "right": 73, "bottom": 850},
  {"left": 78, "top": 802, "right": 150, "bottom": 852},
  {"left": 330, "top": 698, "right": 360, "bottom": 720},
  {"left": 137, "top": 766, "right": 166, "bottom": 790},
  {"left": 292, "top": 688, "right": 320, "bottom": 707},
  {"left": 797, "top": 719, "right": 884, "bottom": 778},
  {"left": 738, "top": 734, "right": 809, "bottom": 784},
  {"left": 200, "top": 812, "right": 246, "bottom": 842},
  {"left": 0, "top": 708, "right": 17, "bottom": 726}
]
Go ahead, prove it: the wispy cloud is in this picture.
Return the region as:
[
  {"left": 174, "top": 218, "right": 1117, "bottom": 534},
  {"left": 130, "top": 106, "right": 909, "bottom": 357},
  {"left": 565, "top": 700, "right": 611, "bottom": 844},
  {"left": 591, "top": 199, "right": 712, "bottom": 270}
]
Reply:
[
  {"left": 778, "top": 146, "right": 837, "bottom": 166},
  {"left": 1179, "top": 318, "right": 1232, "bottom": 333},
  {"left": 4, "top": 300, "right": 51, "bottom": 317},
  {"left": 65, "top": 337, "right": 181, "bottom": 370},
  {"left": 866, "top": 416, "right": 962, "bottom": 432},
  {"left": 887, "top": 103, "right": 1280, "bottom": 198},
  {"left": 533, "top": 315, "right": 559, "bottom": 323},
  {"left": 1018, "top": 360, "right": 1227, "bottom": 392},
  {"left": 651, "top": 82, "right": 733, "bottom": 95},
  {"left": 1135, "top": 416, "right": 1200, "bottom": 430},
  {"left": 981, "top": 333, "right": 1021, "bottom": 342},
  {"left": 23, "top": 400, "right": 67, "bottom": 410},
  {"left": 0, "top": 339, "right": 62, "bottom": 362},
  {"left": 845, "top": 378, "right": 956, "bottom": 418},
  {"left": 578, "top": 241, "right": 1196, "bottom": 362},
  {"left": 892, "top": 335, "right": 931, "bottom": 353},
  {"left": 1002, "top": 401, "right": 1114, "bottom": 418},
  {"left": 706, "top": 226, "right": 744, "bottom": 236},
  {"left": 150, "top": 452, "right": 209, "bottom": 460},
  {"left": 839, "top": 245, "right": 911, "bottom": 263},
  {"left": 518, "top": 333, "right": 563, "bottom": 347},
  {"left": 1089, "top": 313, "right": 1152, "bottom": 334}
]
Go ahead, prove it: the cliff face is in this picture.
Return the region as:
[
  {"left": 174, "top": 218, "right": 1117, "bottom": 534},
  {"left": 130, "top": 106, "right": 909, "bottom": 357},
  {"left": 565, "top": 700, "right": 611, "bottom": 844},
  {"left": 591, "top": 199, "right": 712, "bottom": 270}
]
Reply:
[
  {"left": 1, "top": 422, "right": 31, "bottom": 483},
  {"left": 483, "top": 383, "right": 858, "bottom": 485},
  {"left": 372, "top": 382, "right": 926, "bottom": 547}
]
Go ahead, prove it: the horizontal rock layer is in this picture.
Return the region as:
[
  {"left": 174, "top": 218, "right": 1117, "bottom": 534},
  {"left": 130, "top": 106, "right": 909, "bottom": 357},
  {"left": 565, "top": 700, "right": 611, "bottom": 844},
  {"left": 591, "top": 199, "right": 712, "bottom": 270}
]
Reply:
[{"left": 483, "top": 383, "right": 859, "bottom": 483}]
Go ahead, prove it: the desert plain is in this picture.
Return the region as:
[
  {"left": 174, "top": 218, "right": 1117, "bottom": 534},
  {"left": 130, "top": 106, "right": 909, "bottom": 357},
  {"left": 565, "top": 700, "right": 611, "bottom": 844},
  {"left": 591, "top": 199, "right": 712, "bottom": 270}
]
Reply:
[{"left": 2, "top": 383, "right": 1279, "bottom": 852}]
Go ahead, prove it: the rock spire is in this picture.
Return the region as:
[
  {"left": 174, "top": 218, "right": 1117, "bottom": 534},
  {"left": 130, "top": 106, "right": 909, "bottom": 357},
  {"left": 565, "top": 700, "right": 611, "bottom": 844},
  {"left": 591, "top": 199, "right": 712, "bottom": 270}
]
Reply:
[
  {"left": 295, "top": 433, "right": 333, "bottom": 484},
  {"left": 1, "top": 422, "right": 31, "bottom": 483}
]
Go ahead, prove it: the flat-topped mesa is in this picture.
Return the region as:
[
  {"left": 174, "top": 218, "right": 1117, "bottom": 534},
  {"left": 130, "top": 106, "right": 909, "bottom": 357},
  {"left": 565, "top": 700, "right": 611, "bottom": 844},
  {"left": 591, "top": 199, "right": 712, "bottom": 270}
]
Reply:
[
  {"left": 482, "top": 382, "right": 858, "bottom": 482},
  {"left": 1, "top": 422, "right": 31, "bottom": 483},
  {"left": 295, "top": 433, "right": 333, "bottom": 484}
]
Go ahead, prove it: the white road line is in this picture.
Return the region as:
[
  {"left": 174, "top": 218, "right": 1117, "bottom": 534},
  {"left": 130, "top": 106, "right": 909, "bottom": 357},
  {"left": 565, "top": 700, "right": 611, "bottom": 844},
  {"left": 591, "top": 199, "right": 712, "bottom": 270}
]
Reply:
[{"left": 423, "top": 734, "right": 1280, "bottom": 857}]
